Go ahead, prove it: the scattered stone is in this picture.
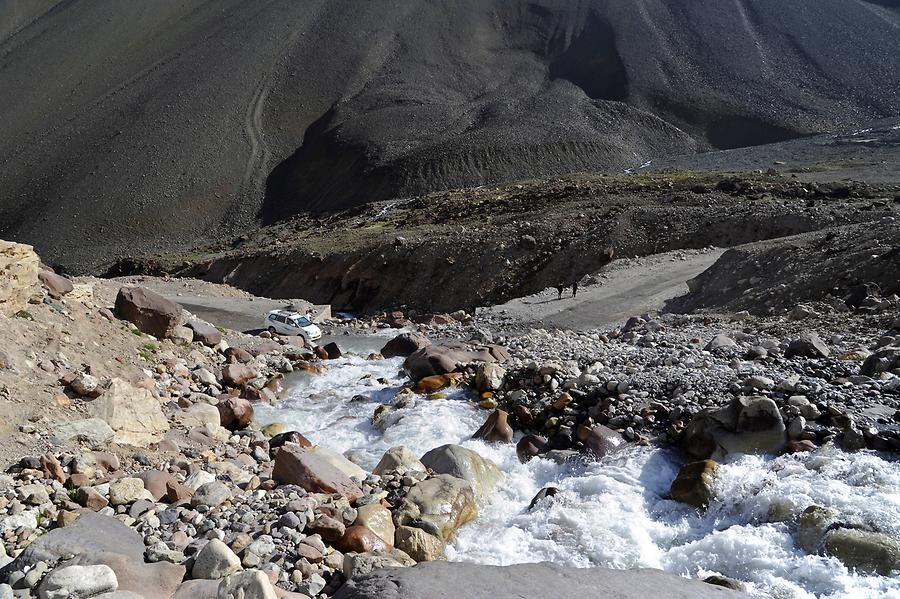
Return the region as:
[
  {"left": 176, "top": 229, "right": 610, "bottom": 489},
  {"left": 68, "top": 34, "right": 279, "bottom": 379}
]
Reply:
[
  {"left": 186, "top": 320, "right": 222, "bottom": 347},
  {"left": 217, "top": 396, "right": 254, "bottom": 431},
  {"left": 785, "top": 332, "right": 830, "bottom": 358},
  {"left": 670, "top": 460, "right": 719, "bottom": 508},
  {"left": 472, "top": 410, "right": 513, "bottom": 443},
  {"left": 88, "top": 378, "right": 169, "bottom": 447},
  {"left": 192, "top": 539, "right": 242, "bottom": 580}
]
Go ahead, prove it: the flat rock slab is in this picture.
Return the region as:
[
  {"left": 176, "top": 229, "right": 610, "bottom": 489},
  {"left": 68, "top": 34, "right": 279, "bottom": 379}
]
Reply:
[
  {"left": 332, "top": 562, "right": 744, "bottom": 599},
  {"left": 0, "top": 513, "right": 183, "bottom": 599}
]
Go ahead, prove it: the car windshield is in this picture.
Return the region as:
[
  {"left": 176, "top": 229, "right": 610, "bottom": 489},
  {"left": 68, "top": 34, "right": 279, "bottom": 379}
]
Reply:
[{"left": 292, "top": 317, "right": 312, "bottom": 327}]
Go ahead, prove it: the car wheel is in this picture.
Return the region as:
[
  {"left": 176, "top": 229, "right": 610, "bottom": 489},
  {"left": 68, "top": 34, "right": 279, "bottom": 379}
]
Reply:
[{"left": 267, "top": 326, "right": 276, "bottom": 334}]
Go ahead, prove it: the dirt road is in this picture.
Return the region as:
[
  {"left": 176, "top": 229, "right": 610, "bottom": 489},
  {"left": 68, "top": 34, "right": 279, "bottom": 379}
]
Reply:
[{"left": 483, "top": 248, "right": 725, "bottom": 331}]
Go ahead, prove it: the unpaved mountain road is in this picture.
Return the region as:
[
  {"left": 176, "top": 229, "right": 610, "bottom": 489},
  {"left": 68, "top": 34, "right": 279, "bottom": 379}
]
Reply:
[{"left": 483, "top": 248, "right": 725, "bottom": 332}]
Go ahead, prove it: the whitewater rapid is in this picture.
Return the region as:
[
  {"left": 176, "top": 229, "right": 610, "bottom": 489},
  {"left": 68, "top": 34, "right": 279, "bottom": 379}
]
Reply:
[{"left": 256, "top": 352, "right": 900, "bottom": 599}]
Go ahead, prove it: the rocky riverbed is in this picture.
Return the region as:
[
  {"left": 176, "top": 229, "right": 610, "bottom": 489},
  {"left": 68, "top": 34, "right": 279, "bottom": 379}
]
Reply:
[{"left": 0, "top": 239, "right": 898, "bottom": 599}]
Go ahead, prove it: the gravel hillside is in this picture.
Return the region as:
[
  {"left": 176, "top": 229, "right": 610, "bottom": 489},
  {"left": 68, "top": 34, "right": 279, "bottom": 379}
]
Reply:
[{"left": 1, "top": 0, "right": 899, "bottom": 270}]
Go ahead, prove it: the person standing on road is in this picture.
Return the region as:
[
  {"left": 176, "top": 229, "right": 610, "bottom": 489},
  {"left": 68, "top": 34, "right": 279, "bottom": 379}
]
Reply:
[
  {"left": 572, "top": 280, "right": 579, "bottom": 298},
  {"left": 556, "top": 284, "right": 565, "bottom": 300}
]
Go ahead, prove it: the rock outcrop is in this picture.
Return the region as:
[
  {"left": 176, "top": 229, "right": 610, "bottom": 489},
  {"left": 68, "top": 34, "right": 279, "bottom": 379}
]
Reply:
[{"left": 0, "top": 240, "right": 39, "bottom": 316}]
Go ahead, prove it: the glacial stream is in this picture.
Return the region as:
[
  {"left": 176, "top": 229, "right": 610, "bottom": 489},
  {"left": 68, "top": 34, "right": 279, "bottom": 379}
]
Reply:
[{"left": 256, "top": 351, "right": 900, "bottom": 599}]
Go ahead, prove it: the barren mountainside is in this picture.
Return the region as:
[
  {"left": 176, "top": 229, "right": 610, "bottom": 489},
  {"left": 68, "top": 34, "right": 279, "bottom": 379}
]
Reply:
[{"left": 1, "top": 0, "right": 899, "bottom": 270}]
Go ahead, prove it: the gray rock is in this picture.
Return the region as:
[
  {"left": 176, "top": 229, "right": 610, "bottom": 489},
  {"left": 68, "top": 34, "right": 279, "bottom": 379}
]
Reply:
[
  {"left": 296, "top": 572, "right": 327, "bottom": 595},
  {"left": 400, "top": 474, "right": 477, "bottom": 542},
  {"left": 190, "top": 481, "right": 231, "bottom": 508},
  {"left": 216, "top": 570, "right": 277, "bottom": 599},
  {"left": 331, "top": 561, "right": 744, "bottom": 599},
  {"left": 682, "top": 396, "right": 787, "bottom": 460},
  {"left": 372, "top": 446, "right": 425, "bottom": 476},
  {"left": 704, "top": 334, "right": 736, "bottom": 352},
  {"left": 824, "top": 528, "right": 900, "bottom": 575},
  {"left": 109, "top": 478, "right": 146, "bottom": 506},
  {"left": 785, "top": 332, "right": 830, "bottom": 358},
  {"left": 343, "top": 551, "right": 414, "bottom": 580},
  {"left": 0, "top": 513, "right": 183, "bottom": 599},
  {"left": 192, "top": 539, "right": 241, "bottom": 580},
  {"left": 38, "top": 564, "right": 117, "bottom": 599},
  {"left": 420, "top": 444, "right": 502, "bottom": 502},
  {"left": 52, "top": 419, "right": 115, "bottom": 447}
]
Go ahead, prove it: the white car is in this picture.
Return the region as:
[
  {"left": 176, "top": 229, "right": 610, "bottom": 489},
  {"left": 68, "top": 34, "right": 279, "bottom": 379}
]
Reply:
[{"left": 264, "top": 310, "right": 322, "bottom": 342}]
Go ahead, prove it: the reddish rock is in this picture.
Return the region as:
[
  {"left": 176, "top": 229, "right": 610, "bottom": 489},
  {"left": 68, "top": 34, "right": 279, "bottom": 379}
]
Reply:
[
  {"left": 270, "top": 431, "right": 313, "bottom": 451},
  {"left": 578, "top": 424, "right": 625, "bottom": 459},
  {"left": 250, "top": 340, "right": 282, "bottom": 356},
  {"left": 513, "top": 405, "right": 534, "bottom": 428},
  {"left": 295, "top": 543, "right": 324, "bottom": 563},
  {"left": 115, "top": 286, "right": 182, "bottom": 339},
  {"left": 787, "top": 440, "right": 818, "bottom": 453},
  {"left": 516, "top": 435, "right": 548, "bottom": 463},
  {"left": 335, "top": 525, "right": 392, "bottom": 553},
  {"left": 41, "top": 453, "right": 66, "bottom": 483},
  {"left": 265, "top": 375, "right": 286, "bottom": 398},
  {"left": 272, "top": 444, "right": 362, "bottom": 501},
  {"left": 380, "top": 332, "right": 432, "bottom": 359},
  {"left": 404, "top": 342, "right": 509, "bottom": 380},
  {"left": 224, "top": 347, "right": 253, "bottom": 364},
  {"left": 551, "top": 393, "right": 573, "bottom": 412},
  {"left": 76, "top": 487, "right": 109, "bottom": 511},
  {"left": 93, "top": 452, "right": 121, "bottom": 472},
  {"left": 217, "top": 396, "right": 254, "bottom": 431},
  {"left": 165, "top": 480, "right": 194, "bottom": 503},
  {"left": 136, "top": 470, "right": 174, "bottom": 501},
  {"left": 66, "top": 473, "right": 90, "bottom": 489},
  {"left": 222, "top": 364, "right": 257, "bottom": 386},
  {"left": 313, "top": 346, "right": 329, "bottom": 360},
  {"left": 414, "top": 373, "right": 463, "bottom": 394},
  {"left": 472, "top": 410, "right": 513, "bottom": 443},
  {"left": 39, "top": 269, "right": 74, "bottom": 299}
]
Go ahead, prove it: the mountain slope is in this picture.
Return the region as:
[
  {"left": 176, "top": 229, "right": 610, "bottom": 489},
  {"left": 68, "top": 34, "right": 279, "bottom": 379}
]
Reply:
[{"left": 1, "top": 0, "right": 899, "bottom": 271}]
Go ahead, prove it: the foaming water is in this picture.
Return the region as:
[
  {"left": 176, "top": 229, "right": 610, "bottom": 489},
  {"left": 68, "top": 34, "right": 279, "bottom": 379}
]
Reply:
[{"left": 258, "top": 354, "right": 900, "bottom": 599}]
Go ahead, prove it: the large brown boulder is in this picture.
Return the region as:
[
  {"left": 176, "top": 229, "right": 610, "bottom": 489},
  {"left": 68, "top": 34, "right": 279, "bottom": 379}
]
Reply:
[
  {"left": 404, "top": 342, "right": 509, "bottom": 381},
  {"left": 115, "top": 286, "right": 182, "bottom": 339},
  {"left": 381, "top": 332, "right": 432, "bottom": 359},
  {"left": 516, "top": 435, "right": 548, "bottom": 463},
  {"left": 272, "top": 444, "right": 363, "bottom": 501},
  {"left": 221, "top": 364, "right": 257, "bottom": 386},
  {"left": 0, "top": 240, "right": 40, "bottom": 316},
  {"left": 335, "top": 525, "right": 392, "bottom": 553},
  {"left": 217, "top": 396, "right": 254, "bottom": 431},
  {"left": 682, "top": 396, "right": 787, "bottom": 460}
]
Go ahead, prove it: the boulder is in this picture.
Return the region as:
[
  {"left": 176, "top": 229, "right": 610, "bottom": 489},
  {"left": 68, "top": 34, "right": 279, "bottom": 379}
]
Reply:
[
  {"left": 669, "top": 460, "right": 719, "bottom": 508},
  {"left": 38, "top": 564, "right": 118, "bottom": 599},
  {"left": 704, "top": 334, "right": 736, "bottom": 352},
  {"left": 186, "top": 320, "right": 222, "bottom": 347},
  {"left": 681, "top": 396, "right": 787, "bottom": 460},
  {"left": 335, "top": 525, "right": 392, "bottom": 554},
  {"left": 785, "top": 332, "right": 830, "bottom": 358},
  {"left": 372, "top": 446, "right": 426, "bottom": 475},
  {"left": 192, "top": 539, "right": 241, "bottom": 580},
  {"left": 343, "top": 550, "right": 414, "bottom": 580},
  {"left": 38, "top": 269, "right": 74, "bottom": 299},
  {"left": 88, "top": 378, "right": 169, "bottom": 447},
  {"left": 53, "top": 419, "right": 115, "bottom": 448},
  {"left": 515, "top": 435, "right": 547, "bottom": 463},
  {"left": 191, "top": 481, "right": 232, "bottom": 509},
  {"left": 109, "top": 478, "right": 146, "bottom": 506},
  {"left": 224, "top": 347, "right": 253, "bottom": 364},
  {"left": 824, "top": 528, "right": 900, "bottom": 576},
  {"left": 175, "top": 404, "right": 221, "bottom": 429},
  {"left": 216, "top": 397, "right": 253, "bottom": 431},
  {"left": 393, "top": 526, "right": 444, "bottom": 562},
  {"left": 217, "top": 570, "right": 277, "bottom": 599},
  {"left": 0, "top": 513, "right": 183, "bottom": 598},
  {"left": 0, "top": 240, "right": 40, "bottom": 316},
  {"left": 401, "top": 474, "right": 478, "bottom": 541},
  {"left": 578, "top": 424, "right": 625, "bottom": 459},
  {"left": 322, "top": 342, "right": 342, "bottom": 359},
  {"left": 272, "top": 444, "right": 363, "bottom": 501},
  {"left": 380, "top": 333, "right": 432, "bottom": 359},
  {"left": 475, "top": 363, "right": 506, "bottom": 393},
  {"left": 860, "top": 348, "right": 900, "bottom": 377},
  {"left": 269, "top": 431, "right": 313, "bottom": 451},
  {"left": 472, "top": 410, "right": 513, "bottom": 443},
  {"left": 354, "top": 504, "right": 395, "bottom": 546},
  {"left": 797, "top": 505, "right": 839, "bottom": 553},
  {"left": 413, "top": 373, "right": 462, "bottom": 393},
  {"left": 115, "top": 286, "right": 182, "bottom": 339},
  {"left": 420, "top": 444, "right": 502, "bottom": 502},
  {"left": 404, "top": 342, "right": 509, "bottom": 381},
  {"left": 308, "top": 446, "right": 366, "bottom": 481},
  {"left": 331, "top": 561, "right": 744, "bottom": 599},
  {"left": 221, "top": 364, "right": 257, "bottom": 387}
]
